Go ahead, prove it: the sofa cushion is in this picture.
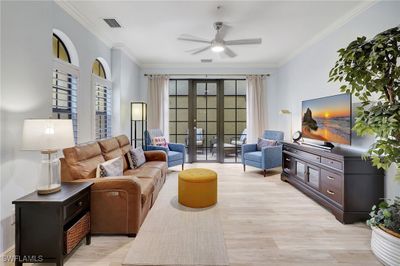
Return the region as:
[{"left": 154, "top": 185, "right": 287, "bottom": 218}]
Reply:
[
  {"left": 98, "top": 138, "right": 128, "bottom": 170},
  {"left": 63, "top": 142, "right": 105, "bottom": 179},
  {"left": 244, "top": 151, "right": 262, "bottom": 162},
  {"left": 168, "top": 150, "right": 183, "bottom": 161},
  {"left": 124, "top": 167, "right": 162, "bottom": 180},
  {"left": 141, "top": 161, "right": 167, "bottom": 175}
]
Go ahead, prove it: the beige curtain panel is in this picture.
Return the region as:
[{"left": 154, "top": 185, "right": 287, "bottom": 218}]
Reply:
[
  {"left": 147, "top": 75, "right": 170, "bottom": 140},
  {"left": 246, "top": 75, "right": 266, "bottom": 143}
]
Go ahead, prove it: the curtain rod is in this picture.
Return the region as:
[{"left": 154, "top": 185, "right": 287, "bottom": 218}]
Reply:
[{"left": 144, "top": 73, "right": 270, "bottom": 77}]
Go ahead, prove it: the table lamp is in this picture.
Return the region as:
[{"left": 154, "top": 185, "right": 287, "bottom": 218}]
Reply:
[{"left": 22, "top": 119, "right": 75, "bottom": 194}]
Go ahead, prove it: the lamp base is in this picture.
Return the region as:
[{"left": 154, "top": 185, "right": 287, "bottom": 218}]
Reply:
[{"left": 37, "top": 184, "right": 61, "bottom": 195}]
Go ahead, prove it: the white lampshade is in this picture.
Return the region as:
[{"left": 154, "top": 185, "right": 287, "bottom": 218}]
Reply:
[
  {"left": 131, "top": 102, "right": 147, "bottom": 121},
  {"left": 22, "top": 119, "right": 75, "bottom": 151}
]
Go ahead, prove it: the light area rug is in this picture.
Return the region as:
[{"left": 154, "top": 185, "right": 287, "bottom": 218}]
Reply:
[{"left": 123, "top": 171, "right": 229, "bottom": 266}]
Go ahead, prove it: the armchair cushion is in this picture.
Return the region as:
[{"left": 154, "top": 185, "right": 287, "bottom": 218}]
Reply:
[
  {"left": 168, "top": 151, "right": 184, "bottom": 161},
  {"left": 244, "top": 151, "right": 262, "bottom": 162}
]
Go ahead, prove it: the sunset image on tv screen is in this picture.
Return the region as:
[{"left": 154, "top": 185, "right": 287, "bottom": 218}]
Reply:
[{"left": 302, "top": 94, "right": 351, "bottom": 145}]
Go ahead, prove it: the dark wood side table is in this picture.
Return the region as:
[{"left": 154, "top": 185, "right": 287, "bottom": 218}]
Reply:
[{"left": 12, "top": 182, "right": 93, "bottom": 266}]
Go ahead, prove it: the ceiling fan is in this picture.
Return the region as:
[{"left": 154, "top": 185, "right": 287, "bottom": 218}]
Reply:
[{"left": 177, "top": 22, "right": 262, "bottom": 58}]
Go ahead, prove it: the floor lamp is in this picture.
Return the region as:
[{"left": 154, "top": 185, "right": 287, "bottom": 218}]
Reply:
[
  {"left": 131, "top": 102, "right": 147, "bottom": 148},
  {"left": 279, "top": 109, "right": 292, "bottom": 140}
]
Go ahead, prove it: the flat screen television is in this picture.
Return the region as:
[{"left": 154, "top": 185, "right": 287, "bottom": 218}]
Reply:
[{"left": 301, "top": 93, "right": 352, "bottom": 146}]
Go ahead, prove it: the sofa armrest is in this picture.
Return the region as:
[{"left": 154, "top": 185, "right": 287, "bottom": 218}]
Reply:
[
  {"left": 262, "top": 145, "right": 283, "bottom": 169},
  {"left": 144, "top": 150, "right": 167, "bottom": 162},
  {"left": 69, "top": 176, "right": 142, "bottom": 235},
  {"left": 70, "top": 176, "right": 141, "bottom": 195},
  {"left": 146, "top": 145, "right": 169, "bottom": 153}
]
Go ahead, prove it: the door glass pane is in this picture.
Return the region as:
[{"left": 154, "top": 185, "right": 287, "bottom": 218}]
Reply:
[
  {"left": 207, "top": 122, "right": 217, "bottom": 134},
  {"left": 169, "top": 109, "right": 176, "bottom": 121},
  {"left": 197, "top": 109, "right": 206, "bottom": 121},
  {"left": 207, "top": 109, "right": 217, "bottom": 121},
  {"left": 207, "top": 96, "right": 217, "bottom": 108},
  {"left": 176, "top": 109, "right": 188, "bottom": 121},
  {"left": 224, "top": 109, "right": 236, "bottom": 121},
  {"left": 177, "top": 122, "right": 188, "bottom": 134},
  {"left": 177, "top": 96, "right": 188, "bottom": 108}
]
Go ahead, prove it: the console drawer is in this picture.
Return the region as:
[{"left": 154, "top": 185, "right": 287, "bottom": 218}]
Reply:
[
  {"left": 321, "top": 169, "right": 342, "bottom": 190},
  {"left": 290, "top": 149, "right": 320, "bottom": 163},
  {"left": 322, "top": 157, "right": 343, "bottom": 170},
  {"left": 321, "top": 170, "right": 343, "bottom": 206}
]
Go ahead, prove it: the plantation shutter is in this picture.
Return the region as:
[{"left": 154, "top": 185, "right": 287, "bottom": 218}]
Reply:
[
  {"left": 93, "top": 75, "right": 112, "bottom": 139},
  {"left": 52, "top": 59, "right": 79, "bottom": 143}
]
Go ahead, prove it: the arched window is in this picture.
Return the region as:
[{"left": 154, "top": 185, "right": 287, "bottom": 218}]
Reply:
[
  {"left": 52, "top": 32, "right": 79, "bottom": 143},
  {"left": 92, "top": 59, "right": 106, "bottom": 79},
  {"left": 52, "top": 34, "right": 71, "bottom": 63},
  {"left": 92, "top": 58, "right": 112, "bottom": 139}
]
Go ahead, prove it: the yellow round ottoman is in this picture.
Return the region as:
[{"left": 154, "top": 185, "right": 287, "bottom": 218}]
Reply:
[{"left": 178, "top": 168, "right": 217, "bottom": 208}]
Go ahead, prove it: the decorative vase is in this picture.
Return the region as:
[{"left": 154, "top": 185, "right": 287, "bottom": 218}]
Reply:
[{"left": 371, "top": 226, "right": 400, "bottom": 266}]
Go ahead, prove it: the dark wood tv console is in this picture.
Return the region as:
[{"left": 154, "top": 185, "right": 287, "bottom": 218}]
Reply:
[{"left": 281, "top": 141, "right": 384, "bottom": 224}]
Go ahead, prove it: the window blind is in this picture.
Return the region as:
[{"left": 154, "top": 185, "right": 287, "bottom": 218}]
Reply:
[
  {"left": 93, "top": 76, "right": 112, "bottom": 140},
  {"left": 52, "top": 59, "right": 79, "bottom": 143}
]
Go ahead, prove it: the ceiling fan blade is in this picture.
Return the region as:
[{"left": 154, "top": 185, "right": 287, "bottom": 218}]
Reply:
[
  {"left": 223, "top": 47, "right": 237, "bottom": 58},
  {"left": 191, "top": 46, "right": 211, "bottom": 55},
  {"left": 178, "top": 34, "right": 211, "bottom": 44},
  {"left": 225, "top": 38, "right": 262, "bottom": 45}
]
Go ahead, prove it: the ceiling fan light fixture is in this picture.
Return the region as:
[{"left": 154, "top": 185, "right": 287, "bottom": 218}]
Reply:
[{"left": 211, "top": 43, "right": 225, "bottom": 53}]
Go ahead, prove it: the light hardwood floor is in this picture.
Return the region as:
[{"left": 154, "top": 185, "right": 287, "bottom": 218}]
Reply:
[{"left": 8, "top": 163, "right": 380, "bottom": 266}]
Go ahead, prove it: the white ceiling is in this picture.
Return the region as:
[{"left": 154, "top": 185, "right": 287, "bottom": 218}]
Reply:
[{"left": 57, "top": 1, "right": 374, "bottom": 67}]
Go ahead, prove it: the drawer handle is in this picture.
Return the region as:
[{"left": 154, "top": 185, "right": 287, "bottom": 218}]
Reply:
[
  {"left": 77, "top": 201, "right": 83, "bottom": 207},
  {"left": 326, "top": 189, "right": 335, "bottom": 195},
  {"left": 285, "top": 158, "right": 291, "bottom": 162},
  {"left": 327, "top": 175, "right": 335, "bottom": 180}
]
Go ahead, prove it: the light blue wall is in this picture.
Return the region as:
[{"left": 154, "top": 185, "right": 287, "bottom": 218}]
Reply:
[
  {"left": 0, "top": 1, "right": 139, "bottom": 252},
  {"left": 274, "top": 1, "right": 400, "bottom": 198}
]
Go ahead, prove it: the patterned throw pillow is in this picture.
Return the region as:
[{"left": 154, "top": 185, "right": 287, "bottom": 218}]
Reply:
[
  {"left": 256, "top": 138, "right": 278, "bottom": 151},
  {"left": 152, "top": 136, "right": 169, "bottom": 149},
  {"left": 96, "top": 157, "right": 123, "bottom": 178},
  {"left": 126, "top": 147, "right": 146, "bottom": 169}
]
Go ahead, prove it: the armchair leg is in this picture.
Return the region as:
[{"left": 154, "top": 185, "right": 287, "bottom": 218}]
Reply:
[
  {"left": 263, "top": 170, "right": 267, "bottom": 177},
  {"left": 243, "top": 164, "right": 246, "bottom": 172},
  {"left": 182, "top": 164, "right": 184, "bottom": 171}
]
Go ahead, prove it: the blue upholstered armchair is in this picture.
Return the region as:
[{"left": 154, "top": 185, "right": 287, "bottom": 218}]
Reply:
[
  {"left": 242, "top": 130, "right": 284, "bottom": 176},
  {"left": 145, "top": 129, "right": 185, "bottom": 170}
]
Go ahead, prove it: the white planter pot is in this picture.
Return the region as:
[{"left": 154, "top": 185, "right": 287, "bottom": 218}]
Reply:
[{"left": 371, "top": 226, "right": 400, "bottom": 266}]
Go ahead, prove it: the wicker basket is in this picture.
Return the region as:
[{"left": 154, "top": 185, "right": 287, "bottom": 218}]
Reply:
[{"left": 64, "top": 212, "right": 90, "bottom": 255}]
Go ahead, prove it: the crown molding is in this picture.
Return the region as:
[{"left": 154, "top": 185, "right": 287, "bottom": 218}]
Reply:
[
  {"left": 141, "top": 62, "right": 278, "bottom": 69},
  {"left": 55, "top": 0, "right": 143, "bottom": 66},
  {"left": 277, "top": 0, "right": 378, "bottom": 67},
  {"left": 112, "top": 45, "right": 143, "bottom": 67}
]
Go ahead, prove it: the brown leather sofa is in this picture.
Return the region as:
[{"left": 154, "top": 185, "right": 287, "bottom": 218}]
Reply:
[{"left": 60, "top": 135, "right": 167, "bottom": 236}]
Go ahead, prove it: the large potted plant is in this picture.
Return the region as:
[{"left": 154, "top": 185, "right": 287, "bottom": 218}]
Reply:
[
  {"left": 328, "top": 26, "right": 400, "bottom": 178},
  {"left": 329, "top": 26, "right": 400, "bottom": 265},
  {"left": 367, "top": 198, "right": 400, "bottom": 265}
]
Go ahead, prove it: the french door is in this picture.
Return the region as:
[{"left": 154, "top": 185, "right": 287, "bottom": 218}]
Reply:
[{"left": 168, "top": 79, "right": 246, "bottom": 163}]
